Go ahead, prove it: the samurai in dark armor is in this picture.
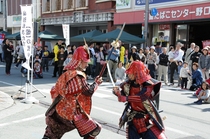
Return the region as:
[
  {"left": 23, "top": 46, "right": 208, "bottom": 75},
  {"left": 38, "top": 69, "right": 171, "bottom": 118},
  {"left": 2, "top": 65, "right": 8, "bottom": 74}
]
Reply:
[
  {"left": 42, "top": 45, "right": 103, "bottom": 139},
  {"left": 113, "top": 61, "right": 167, "bottom": 139}
]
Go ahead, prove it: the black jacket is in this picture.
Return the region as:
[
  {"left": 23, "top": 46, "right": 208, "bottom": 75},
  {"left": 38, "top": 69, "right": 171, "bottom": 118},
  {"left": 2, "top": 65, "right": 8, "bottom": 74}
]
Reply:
[
  {"left": 128, "top": 52, "right": 140, "bottom": 62},
  {"left": 159, "top": 53, "right": 169, "bottom": 66},
  {"left": 190, "top": 52, "right": 202, "bottom": 63},
  {"left": 3, "top": 44, "right": 13, "bottom": 59}
]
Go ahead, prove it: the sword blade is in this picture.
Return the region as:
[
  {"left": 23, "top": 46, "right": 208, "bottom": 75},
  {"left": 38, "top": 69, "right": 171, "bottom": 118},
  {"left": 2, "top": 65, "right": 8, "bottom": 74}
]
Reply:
[
  {"left": 106, "top": 62, "right": 115, "bottom": 87},
  {"left": 116, "top": 22, "right": 126, "bottom": 41}
]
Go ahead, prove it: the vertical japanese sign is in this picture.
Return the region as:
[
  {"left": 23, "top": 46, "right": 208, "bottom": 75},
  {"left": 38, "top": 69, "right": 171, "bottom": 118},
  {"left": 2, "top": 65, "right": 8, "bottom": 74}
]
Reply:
[
  {"left": 20, "top": 5, "right": 33, "bottom": 70},
  {"left": 62, "top": 24, "right": 69, "bottom": 45}
]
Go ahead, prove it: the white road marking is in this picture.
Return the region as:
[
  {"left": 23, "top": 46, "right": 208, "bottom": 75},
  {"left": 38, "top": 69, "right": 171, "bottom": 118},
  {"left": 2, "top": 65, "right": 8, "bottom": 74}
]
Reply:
[
  {"left": 39, "top": 89, "right": 51, "bottom": 94},
  {"left": 92, "top": 106, "right": 194, "bottom": 136},
  {"left": 0, "top": 114, "right": 44, "bottom": 127},
  {"left": 97, "top": 88, "right": 112, "bottom": 92},
  {"left": 166, "top": 126, "right": 194, "bottom": 136},
  {"left": 0, "top": 81, "right": 20, "bottom": 87},
  {"left": 93, "top": 106, "right": 121, "bottom": 116},
  {"left": 0, "top": 65, "right": 5, "bottom": 68},
  {"left": 93, "top": 93, "right": 112, "bottom": 98}
]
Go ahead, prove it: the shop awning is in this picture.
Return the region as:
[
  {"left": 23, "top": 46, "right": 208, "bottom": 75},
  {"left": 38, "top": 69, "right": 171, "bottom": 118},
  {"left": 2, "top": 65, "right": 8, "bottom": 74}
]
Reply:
[
  {"left": 0, "top": 31, "right": 11, "bottom": 36},
  {"left": 71, "top": 30, "right": 103, "bottom": 42},
  {"left": 6, "top": 32, "right": 21, "bottom": 40},
  {"left": 92, "top": 29, "right": 145, "bottom": 44},
  {"left": 38, "top": 30, "right": 65, "bottom": 41}
]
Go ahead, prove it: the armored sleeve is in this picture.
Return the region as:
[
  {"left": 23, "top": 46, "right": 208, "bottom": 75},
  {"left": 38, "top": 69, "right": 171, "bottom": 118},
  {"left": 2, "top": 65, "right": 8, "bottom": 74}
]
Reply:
[{"left": 79, "top": 75, "right": 98, "bottom": 96}]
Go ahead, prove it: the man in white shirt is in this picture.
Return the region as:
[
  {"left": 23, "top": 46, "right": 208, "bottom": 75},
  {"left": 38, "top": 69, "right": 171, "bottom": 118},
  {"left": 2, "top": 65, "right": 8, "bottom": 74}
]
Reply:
[{"left": 169, "top": 42, "right": 184, "bottom": 85}]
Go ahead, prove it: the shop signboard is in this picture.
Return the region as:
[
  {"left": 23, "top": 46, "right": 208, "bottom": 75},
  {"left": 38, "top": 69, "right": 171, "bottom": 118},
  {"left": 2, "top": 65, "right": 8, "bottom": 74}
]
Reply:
[
  {"left": 116, "top": 0, "right": 131, "bottom": 9},
  {"left": 159, "top": 24, "right": 170, "bottom": 30},
  {"left": 135, "top": 0, "right": 178, "bottom": 6},
  {"left": 149, "top": 4, "right": 210, "bottom": 22},
  {"left": 13, "top": 15, "right": 22, "bottom": 25},
  {"left": 202, "top": 40, "right": 210, "bottom": 48},
  {"left": 114, "top": 2, "right": 210, "bottom": 24}
]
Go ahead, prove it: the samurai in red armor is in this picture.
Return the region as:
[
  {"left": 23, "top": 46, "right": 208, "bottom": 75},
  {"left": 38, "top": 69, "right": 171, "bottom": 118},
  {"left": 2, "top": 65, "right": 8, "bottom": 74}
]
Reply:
[
  {"left": 43, "top": 45, "right": 103, "bottom": 139},
  {"left": 113, "top": 61, "right": 167, "bottom": 139}
]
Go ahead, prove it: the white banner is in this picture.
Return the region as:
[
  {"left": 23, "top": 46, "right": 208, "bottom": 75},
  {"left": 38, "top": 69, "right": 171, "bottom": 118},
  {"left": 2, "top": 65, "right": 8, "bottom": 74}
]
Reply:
[
  {"left": 62, "top": 24, "right": 70, "bottom": 45},
  {"left": 20, "top": 5, "right": 33, "bottom": 70}
]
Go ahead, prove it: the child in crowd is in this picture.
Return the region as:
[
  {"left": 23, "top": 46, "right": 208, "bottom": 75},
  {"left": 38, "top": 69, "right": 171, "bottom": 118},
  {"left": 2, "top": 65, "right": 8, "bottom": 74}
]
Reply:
[
  {"left": 33, "top": 60, "right": 43, "bottom": 79},
  {"left": 63, "top": 52, "right": 73, "bottom": 67},
  {"left": 41, "top": 45, "right": 50, "bottom": 72},
  {"left": 194, "top": 81, "right": 210, "bottom": 104},
  {"left": 177, "top": 61, "right": 183, "bottom": 87},
  {"left": 57, "top": 46, "right": 66, "bottom": 77},
  {"left": 34, "top": 54, "right": 41, "bottom": 64},
  {"left": 115, "top": 61, "right": 126, "bottom": 86},
  {"left": 194, "top": 78, "right": 210, "bottom": 96},
  {"left": 180, "top": 62, "right": 189, "bottom": 89}
]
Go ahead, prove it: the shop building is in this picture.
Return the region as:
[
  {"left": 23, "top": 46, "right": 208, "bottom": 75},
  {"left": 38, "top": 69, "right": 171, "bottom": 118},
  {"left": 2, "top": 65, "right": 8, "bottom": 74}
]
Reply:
[
  {"left": 114, "top": 0, "right": 210, "bottom": 49},
  {"left": 40, "top": 0, "right": 116, "bottom": 44},
  {"left": 1, "top": 0, "right": 40, "bottom": 34}
]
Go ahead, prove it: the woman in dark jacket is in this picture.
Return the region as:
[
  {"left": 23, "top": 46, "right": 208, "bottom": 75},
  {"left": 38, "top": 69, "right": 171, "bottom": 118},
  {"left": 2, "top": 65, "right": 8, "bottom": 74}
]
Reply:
[
  {"left": 3, "top": 38, "right": 13, "bottom": 75},
  {"left": 190, "top": 62, "right": 203, "bottom": 91}
]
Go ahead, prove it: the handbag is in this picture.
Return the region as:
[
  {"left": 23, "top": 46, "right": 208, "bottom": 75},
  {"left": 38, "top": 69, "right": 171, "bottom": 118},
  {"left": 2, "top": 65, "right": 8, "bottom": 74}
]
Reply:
[{"left": 73, "top": 100, "right": 101, "bottom": 137}]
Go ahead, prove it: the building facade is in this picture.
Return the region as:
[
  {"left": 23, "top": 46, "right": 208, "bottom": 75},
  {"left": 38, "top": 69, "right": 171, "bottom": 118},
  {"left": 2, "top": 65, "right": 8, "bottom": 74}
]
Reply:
[
  {"left": 40, "top": 0, "right": 116, "bottom": 45},
  {"left": 1, "top": 0, "right": 40, "bottom": 34},
  {"left": 114, "top": 0, "right": 210, "bottom": 48}
]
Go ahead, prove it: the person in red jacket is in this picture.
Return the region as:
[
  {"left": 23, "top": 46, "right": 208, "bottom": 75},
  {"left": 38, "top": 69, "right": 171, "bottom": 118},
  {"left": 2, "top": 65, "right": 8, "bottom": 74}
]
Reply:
[
  {"left": 42, "top": 45, "right": 103, "bottom": 139},
  {"left": 113, "top": 61, "right": 167, "bottom": 139}
]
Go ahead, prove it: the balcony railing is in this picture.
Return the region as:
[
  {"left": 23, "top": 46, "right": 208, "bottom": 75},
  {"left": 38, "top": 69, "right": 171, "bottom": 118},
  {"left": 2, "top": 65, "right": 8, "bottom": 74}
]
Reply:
[{"left": 41, "top": 12, "right": 114, "bottom": 25}]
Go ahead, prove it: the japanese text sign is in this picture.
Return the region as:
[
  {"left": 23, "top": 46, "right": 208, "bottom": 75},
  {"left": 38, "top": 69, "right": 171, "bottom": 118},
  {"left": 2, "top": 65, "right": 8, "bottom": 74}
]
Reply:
[
  {"left": 149, "top": 3, "right": 210, "bottom": 22},
  {"left": 114, "top": 2, "right": 210, "bottom": 24},
  {"left": 135, "top": 0, "right": 178, "bottom": 6},
  {"left": 62, "top": 24, "right": 69, "bottom": 45},
  {"left": 20, "top": 5, "right": 33, "bottom": 70}
]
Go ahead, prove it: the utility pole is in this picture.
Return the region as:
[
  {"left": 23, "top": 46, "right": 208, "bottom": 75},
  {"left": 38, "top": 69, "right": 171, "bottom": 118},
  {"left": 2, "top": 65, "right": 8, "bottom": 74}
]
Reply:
[
  {"left": 33, "top": 0, "right": 38, "bottom": 42},
  {"left": 3, "top": 0, "right": 7, "bottom": 31},
  {"left": 144, "top": 0, "right": 149, "bottom": 48}
]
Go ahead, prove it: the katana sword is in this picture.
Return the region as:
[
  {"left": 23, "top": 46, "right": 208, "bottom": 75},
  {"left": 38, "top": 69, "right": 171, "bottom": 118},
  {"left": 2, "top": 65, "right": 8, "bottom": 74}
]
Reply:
[{"left": 99, "top": 23, "right": 126, "bottom": 87}]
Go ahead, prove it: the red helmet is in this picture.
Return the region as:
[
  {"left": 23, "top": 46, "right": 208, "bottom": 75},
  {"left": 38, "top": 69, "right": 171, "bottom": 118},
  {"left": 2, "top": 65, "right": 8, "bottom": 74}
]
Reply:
[
  {"left": 126, "top": 61, "right": 151, "bottom": 84},
  {"left": 64, "top": 46, "right": 90, "bottom": 70}
]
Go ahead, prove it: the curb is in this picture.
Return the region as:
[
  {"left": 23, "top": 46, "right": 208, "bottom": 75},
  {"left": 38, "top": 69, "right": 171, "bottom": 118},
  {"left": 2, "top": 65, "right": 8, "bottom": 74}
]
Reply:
[{"left": 0, "top": 91, "right": 14, "bottom": 111}]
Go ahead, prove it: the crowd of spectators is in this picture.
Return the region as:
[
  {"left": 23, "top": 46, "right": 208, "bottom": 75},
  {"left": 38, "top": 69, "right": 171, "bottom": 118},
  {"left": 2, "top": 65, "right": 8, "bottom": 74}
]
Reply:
[{"left": 0, "top": 38, "right": 210, "bottom": 104}]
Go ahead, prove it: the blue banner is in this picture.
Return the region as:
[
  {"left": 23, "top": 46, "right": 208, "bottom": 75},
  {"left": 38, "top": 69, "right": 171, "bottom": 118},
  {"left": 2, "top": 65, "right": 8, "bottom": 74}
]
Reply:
[{"left": 135, "top": 0, "right": 178, "bottom": 5}]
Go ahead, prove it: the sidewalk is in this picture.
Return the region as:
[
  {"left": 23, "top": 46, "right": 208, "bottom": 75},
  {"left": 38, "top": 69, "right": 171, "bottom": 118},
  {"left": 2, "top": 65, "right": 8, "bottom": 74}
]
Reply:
[
  {"left": 0, "top": 91, "right": 14, "bottom": 111},
  {"left": 0, "top": 90, "right": 125, "bottom": 139}
]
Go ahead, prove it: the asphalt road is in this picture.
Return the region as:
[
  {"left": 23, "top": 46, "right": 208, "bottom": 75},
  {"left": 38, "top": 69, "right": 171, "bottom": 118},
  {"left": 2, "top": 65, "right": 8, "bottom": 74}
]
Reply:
[{"left": 0, "top": 62, "right": 210, "bottom": 139}]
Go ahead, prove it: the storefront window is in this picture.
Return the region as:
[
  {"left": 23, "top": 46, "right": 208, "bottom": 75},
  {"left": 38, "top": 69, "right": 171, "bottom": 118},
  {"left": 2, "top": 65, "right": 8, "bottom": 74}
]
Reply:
[{"left": 176, "top": 25, "right": 187, "bottom": 43}]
